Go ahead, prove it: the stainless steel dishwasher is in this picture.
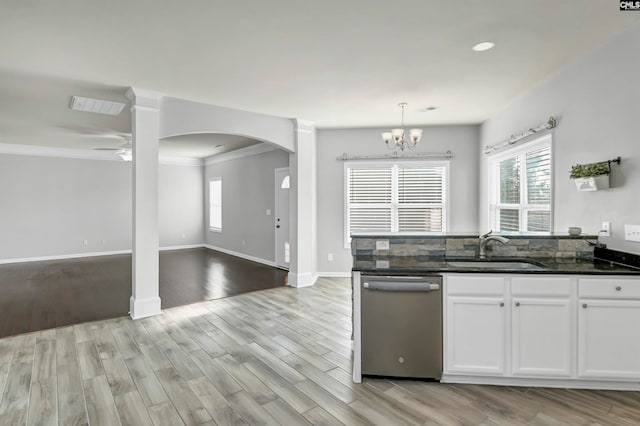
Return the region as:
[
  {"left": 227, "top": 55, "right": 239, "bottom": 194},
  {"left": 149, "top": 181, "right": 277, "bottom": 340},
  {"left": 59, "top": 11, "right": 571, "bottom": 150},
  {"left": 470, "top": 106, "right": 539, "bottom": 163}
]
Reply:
[{"left": 361, "top": 275, "right": 442, "bottom": 379}]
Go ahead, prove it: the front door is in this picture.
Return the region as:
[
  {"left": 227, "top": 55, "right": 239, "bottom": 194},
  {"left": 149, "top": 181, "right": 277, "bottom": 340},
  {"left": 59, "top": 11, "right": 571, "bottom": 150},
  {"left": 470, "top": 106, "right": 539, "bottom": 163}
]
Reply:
[{"left": 275, "top": 167, "right": 290, "bottom": 269}]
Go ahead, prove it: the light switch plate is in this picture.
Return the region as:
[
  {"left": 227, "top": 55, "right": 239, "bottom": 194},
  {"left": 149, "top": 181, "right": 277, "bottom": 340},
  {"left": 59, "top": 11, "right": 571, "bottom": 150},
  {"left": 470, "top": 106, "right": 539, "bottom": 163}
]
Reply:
[
  {"left": 624, "top": 225, "right": 640, "bottom": 242},
  {"left": 601, "top": 221, "right": 611, "bottom": 237},
  {"left": 376, "top": 240, "right": 390, "bottom": 250}
]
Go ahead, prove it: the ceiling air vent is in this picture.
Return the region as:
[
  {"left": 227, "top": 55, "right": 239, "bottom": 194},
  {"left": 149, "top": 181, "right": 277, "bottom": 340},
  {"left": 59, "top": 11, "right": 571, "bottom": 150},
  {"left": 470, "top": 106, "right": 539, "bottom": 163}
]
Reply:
[{"left": 70, "top": 96, "right": 126, "bottom": 116}]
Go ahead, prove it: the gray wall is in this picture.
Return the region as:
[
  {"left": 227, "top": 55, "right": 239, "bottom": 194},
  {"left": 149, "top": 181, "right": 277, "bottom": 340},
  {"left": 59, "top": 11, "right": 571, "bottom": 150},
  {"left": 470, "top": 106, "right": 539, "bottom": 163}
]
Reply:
[
  {"left": 0, "top": 154, "right": 204, "bottom": 260},
  {"left": 159, "top": 164, "right": 205, "bottom": 247},
  {"left": 479, "top": 23, "right": 640, "bottom": 254},
  {"left": 204, "top": 149, "right": 289, "bottom": 263},
  {"left": 316, "top": 126, "right": 480, "bottom": 273}
]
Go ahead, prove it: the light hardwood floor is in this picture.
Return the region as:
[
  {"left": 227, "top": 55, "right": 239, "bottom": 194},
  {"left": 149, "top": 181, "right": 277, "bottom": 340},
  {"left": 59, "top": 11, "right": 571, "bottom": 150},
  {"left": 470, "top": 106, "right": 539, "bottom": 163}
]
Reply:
[{"left": 1, "top": 277, "right": 640, "bottom": 425}]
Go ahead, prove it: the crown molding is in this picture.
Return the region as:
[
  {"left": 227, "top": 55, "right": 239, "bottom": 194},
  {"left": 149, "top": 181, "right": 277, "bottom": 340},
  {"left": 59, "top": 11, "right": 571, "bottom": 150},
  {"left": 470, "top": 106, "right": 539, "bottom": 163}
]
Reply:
[
  {"left": 204, "top": 143, "right": 279, "bottom": 165},
  {"left": 159, "top": 156, "right": 204, "bottom": 166},
  {"left": 0, "top": 143, "right": 121, "bottom": 162},
  {"left": 0, "top": 143, "right": 203, "bottom": 166},
  {"left": 126, "top": 87, "right": 164, "bottom": 110},
  {"left": 294, "top": 119, "right": 315, "bottom": 134}
]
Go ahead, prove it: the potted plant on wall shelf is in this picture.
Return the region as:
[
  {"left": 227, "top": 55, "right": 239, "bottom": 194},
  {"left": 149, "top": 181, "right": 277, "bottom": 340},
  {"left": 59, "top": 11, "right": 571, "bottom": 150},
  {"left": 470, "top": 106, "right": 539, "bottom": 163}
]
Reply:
[{"left": 569, "top": 161, "right": 610, "bottom": 191}]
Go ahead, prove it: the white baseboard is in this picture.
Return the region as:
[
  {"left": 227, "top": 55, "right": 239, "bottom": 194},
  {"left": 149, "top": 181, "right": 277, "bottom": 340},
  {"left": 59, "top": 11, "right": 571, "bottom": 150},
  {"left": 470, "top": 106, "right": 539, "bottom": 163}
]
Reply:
[
  {"left": 0, "top": 250, "right": 131, "bottom": 265},
  {"left": 318, "top": 272, "right": 351, "bottom": 278},
  {"left": 204, "top": 244, "right": 277, "bottom": 268},
  {"left": 130, "top": 296, "right": 162, "bottom": 320},
  {"left": 288, "top": 272, "right": 318, "bottom": 288},
  {"left": 159, "top": 244, "right": 206, "bottom": 251},
  {"left": 441, "top": 374, "right": 640, "bottom": 391},
  {"left": 0, "top": 244, "right": 206, "bottom": 265}
]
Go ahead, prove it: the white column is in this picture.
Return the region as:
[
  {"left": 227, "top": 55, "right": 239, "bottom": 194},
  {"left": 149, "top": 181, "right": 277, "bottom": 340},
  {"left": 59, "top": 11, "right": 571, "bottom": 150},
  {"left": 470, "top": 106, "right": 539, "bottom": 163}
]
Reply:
[
  {"left": 288, "top": 119, "right": 318, "bottom": 287},
  {"left": 126, "top": 87, "right": 163, "bottom": 319}
]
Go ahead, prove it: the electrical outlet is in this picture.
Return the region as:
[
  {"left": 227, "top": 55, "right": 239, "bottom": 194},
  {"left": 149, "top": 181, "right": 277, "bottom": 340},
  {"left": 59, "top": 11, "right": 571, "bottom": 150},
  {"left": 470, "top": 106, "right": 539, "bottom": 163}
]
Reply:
[
  {"left": 601, "top": 221, "right": 611, "bottom": 237},
  {"left": 83, "top": 239, "right": 89, "bottom": 246},
  {"left": 266, "top": 209, "right": 271, "bottom": 216},
  {"left": 327, "top": 253, "right": 333, "bottom": 261},
  {"left": 625, "top": 225, "right": 640, "bottom": 242}
]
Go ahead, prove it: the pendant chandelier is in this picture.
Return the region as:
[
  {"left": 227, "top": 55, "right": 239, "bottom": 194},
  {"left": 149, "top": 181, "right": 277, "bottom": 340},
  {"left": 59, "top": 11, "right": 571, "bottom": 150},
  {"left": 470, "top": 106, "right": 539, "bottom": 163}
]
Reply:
[{"left": 381, "top": 103, "right": 423, "bottom": 151}]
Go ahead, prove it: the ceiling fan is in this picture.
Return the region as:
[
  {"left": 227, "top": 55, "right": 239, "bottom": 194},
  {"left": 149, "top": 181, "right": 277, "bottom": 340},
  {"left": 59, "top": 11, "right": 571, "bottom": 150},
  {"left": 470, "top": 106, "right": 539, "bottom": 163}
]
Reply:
[
  {"left": 55, "top": 125, "right": 133, "bottom": 160},
  {"left": 88, "top": 134, "right": 132, "bottom": 161}
]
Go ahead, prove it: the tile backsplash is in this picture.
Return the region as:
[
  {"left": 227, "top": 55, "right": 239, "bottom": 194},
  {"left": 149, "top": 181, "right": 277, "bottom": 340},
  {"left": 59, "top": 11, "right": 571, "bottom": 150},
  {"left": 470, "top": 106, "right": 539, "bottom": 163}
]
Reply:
[{"left": 352, "top": 234, "right": 597, "bottom": 259}]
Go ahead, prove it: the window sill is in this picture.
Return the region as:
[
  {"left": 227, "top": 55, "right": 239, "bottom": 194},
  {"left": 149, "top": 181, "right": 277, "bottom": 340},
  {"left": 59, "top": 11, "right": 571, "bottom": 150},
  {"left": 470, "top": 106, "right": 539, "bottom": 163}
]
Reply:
[{"left": 209, "top": 228, "right": 222, "bottom": 233}]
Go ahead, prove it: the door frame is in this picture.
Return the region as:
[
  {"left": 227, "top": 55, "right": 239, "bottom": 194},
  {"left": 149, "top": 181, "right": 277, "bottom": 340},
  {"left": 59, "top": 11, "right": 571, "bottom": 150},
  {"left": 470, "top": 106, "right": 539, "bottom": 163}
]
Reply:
[{"left": 274, "top": 167, "right": 290, "bottom": 270}]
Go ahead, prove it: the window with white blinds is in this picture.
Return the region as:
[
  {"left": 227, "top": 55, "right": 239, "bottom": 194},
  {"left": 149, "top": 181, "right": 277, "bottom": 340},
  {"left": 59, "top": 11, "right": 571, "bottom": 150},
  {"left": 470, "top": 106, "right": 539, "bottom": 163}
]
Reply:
[
  {"left": 209, "top": 177, "right": 222, "bottom": 232},
  {"left": 488, "top": 135, "right": 552, "bottom": 233},
  {"left": 345, "top": 162, "right": 448, "bottom": 246}
]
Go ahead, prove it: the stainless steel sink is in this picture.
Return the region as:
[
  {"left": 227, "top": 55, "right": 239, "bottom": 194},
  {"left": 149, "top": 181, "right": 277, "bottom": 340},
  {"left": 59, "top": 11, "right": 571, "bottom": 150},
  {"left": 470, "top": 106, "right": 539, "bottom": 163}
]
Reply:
[{"left": 447, "top": 260, "right": 545, "bottom": 270}]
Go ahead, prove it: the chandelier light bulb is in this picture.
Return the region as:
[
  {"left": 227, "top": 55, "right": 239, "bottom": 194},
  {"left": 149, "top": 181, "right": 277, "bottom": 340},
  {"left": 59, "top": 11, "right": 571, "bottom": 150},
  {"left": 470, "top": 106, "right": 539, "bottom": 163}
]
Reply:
[{"left": 410, "top": 128, "right": 423, "bottom": 143}]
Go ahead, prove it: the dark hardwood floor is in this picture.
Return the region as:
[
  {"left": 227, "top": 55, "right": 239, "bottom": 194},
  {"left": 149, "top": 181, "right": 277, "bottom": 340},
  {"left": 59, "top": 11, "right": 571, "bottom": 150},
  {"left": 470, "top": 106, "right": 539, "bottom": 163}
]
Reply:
[{"left": 0, "top": 248, "right": 287, "bottom": 338}]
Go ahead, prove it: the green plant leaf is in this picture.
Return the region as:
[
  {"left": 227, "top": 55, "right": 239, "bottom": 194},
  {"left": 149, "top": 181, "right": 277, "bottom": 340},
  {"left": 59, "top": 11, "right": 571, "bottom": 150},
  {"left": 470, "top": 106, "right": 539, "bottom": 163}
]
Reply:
[{"left": 569, "top": 161, "right": 610, "bottom": 179}]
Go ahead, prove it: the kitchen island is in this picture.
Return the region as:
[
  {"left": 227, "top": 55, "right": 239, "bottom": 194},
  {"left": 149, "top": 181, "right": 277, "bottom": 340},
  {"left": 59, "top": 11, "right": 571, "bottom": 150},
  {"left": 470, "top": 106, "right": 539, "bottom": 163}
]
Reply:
[{"left": 352, "top": 234, "right": 640, "bottom": 391}]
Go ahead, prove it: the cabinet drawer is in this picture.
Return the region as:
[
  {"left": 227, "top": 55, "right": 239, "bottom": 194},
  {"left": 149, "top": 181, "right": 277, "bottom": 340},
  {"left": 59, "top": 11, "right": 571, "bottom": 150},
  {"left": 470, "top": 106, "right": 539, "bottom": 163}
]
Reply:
[
  {"left": 579, "top": 278, "right": 640, "bottom": 299},
  {"left": 446, "top": 275, "right": 505, "bottom": 296},
  {"left": 512, "top": 277, "right": 571, "bottom": 297}
]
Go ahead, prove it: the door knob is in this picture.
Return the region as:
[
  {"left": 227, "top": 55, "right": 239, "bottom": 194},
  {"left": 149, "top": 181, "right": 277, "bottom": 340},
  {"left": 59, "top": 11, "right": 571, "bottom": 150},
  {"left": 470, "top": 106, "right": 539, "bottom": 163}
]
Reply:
[
  {"left": 499, "top": 302, "right": 504, "bottom": 307},
  {"left": 582, "top": 303, "right": 588, "bottom": 308},
  {"left": 515, "top": 302, "right": 520, "bottom": 307},
  {"left": 615, "top": 286, "right": 622, "bottom": 291},
  {"left": 276, "top": 225, "right": 280, "bottom": 228}
]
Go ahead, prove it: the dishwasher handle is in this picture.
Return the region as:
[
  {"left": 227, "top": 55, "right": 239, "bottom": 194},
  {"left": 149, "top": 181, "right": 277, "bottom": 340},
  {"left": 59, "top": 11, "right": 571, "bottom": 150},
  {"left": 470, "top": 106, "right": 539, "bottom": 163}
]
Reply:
[{"left": 363, "top": 280, "right": 440, "bottom": 292}]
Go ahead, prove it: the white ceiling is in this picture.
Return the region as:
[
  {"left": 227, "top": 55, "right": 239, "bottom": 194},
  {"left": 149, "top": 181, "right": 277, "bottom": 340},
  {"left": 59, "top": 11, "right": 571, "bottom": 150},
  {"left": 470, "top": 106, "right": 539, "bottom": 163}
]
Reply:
[{"left": 0, "top": 1, "right": 638, "bottom": 157}]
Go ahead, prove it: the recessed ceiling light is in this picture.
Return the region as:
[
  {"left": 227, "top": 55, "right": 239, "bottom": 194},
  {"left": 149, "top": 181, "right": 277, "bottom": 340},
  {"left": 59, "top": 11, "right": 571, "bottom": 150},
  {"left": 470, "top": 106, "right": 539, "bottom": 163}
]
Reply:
[
  {"left": 472, "top": 41, "right": 495, "bottom": 52},
  {"left": 214, "top": 145, "right": 223, "bottom": 148},
  {"left": 422, "top": 106, "right": 438, "bottom": 111},
  {"left": 70, "top": 96, "right": 126, "bottom": 116}
]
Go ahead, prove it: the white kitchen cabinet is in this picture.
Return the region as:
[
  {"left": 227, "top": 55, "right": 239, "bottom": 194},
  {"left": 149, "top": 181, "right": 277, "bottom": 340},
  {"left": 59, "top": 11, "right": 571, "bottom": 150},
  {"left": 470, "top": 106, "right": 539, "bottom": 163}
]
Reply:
[
  {"left": 512, "top": 297, "right": 573, "bottom": 377},
  {"left": 446, "top": 296, "right": 507, "bottom": 375},
  {"left": 441, "top": 274, "right": 640, "bottom": 390},
  {"left": 578, "top": 299, "right": 640, "bottom": 380},
  {"left": 510, "top": 276, "right": 574, "bottom": 378},
  {"left": 445, "top": 275, "right": 507, "bottom": 376}
]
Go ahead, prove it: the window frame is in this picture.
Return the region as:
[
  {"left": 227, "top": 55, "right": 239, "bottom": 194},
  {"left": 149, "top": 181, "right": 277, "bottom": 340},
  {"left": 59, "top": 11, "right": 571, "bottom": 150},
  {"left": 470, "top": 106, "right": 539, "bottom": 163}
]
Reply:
[
  {"left": 208, "top": 177, "right": 223, "bottom": 232},
  {"left": 487, "top": 134, "right": 553, "bottom": 233},
  {"left": 343, "top": 160, "right": 450, "bottom": 248}
]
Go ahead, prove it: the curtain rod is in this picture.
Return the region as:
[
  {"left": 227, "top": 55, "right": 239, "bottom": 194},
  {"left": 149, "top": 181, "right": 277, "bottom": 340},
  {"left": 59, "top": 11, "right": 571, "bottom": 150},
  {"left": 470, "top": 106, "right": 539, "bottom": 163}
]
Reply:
[
  {"left": 484, "top": 116, "right": 557, "bottom": 155},
  {"left": 336, "top": 150, "right": 454, "bottom": 161}
]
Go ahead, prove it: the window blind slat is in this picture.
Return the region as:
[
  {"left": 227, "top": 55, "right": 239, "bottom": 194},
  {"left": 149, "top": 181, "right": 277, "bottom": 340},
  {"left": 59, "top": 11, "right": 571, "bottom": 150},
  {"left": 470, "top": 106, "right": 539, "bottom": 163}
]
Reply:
[
  {"left": 346, "top": 163, "right": 447, "bottom": 237},
  {"left": 398, "top": 207, "right": 443, "bottom": 232},
  {"left": 348, "top": 168, "right": 392, "bottom": 203},
  {"left": 499, "top": 208, "right": 519, "bottom": 231},
  {"left": 398, "top": 167, "right": 444, "bottom": 204},
  {"left": 526, "top": 146, "right": 551, "bottom": 205},
  {"left": 499, "top": 157, "right": 520, "bottom": 204}
]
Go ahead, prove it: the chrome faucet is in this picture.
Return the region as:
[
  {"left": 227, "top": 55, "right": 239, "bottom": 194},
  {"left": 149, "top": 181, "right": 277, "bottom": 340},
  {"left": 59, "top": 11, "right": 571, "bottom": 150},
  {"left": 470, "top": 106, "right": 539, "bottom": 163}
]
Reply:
[{"left": 479, "top": 230, "right": 510, "bottom": 259}]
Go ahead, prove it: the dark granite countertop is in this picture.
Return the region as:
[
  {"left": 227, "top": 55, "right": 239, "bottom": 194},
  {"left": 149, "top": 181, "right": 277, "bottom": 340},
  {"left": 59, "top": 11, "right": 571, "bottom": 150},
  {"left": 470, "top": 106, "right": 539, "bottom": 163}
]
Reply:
[{"left": 353, "top": 256, "right": 640, "bottom": 275}]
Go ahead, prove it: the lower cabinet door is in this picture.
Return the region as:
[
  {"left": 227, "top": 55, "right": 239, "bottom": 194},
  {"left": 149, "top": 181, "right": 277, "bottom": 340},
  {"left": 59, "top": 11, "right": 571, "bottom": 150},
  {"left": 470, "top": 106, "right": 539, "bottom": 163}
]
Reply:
[
  {"left": 512, "top": 298, "right": 573, "bottom": 377},
  {"left": 446, "top": 296, "right": 506, "bottom": 375},
  {"left": 579, "top": 299, "right": 640, "bottom": 380}
]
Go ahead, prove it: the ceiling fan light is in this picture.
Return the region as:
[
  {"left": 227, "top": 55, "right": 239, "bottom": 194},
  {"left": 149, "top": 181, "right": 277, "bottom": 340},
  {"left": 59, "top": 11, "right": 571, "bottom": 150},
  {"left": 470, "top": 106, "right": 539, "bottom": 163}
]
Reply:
[
  {"left": 409, "top": 128, "right": 423, "bottom": 143},
  {"left": 118, "top": 151, "right": 132, "bottom": 162}
]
